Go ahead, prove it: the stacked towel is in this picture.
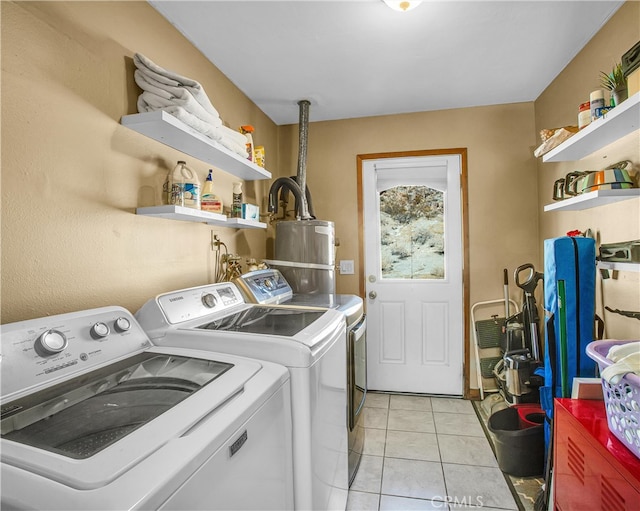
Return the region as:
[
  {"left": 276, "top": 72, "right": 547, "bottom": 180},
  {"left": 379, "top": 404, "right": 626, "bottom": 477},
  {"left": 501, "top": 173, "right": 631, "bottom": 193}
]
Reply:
[
  {"left": 219, "top": 125, "right": 253, "bottom": 156},
  {"left": 133, "top": 53, "right": 249, "bottom": 158},
  {"left": 602, "top": 341, "right": 640, "bottom": 384}
]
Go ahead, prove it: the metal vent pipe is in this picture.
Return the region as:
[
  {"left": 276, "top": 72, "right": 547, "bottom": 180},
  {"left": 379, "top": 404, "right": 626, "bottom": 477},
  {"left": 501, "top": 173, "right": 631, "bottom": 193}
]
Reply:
[{"left": 296, "top": 99, "right": 311, "bottom": 220}]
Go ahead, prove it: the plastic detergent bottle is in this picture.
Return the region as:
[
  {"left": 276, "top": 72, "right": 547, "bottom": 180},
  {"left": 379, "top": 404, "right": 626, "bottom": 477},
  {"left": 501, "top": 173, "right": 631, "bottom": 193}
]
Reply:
[
  {"left": 166, "top": 160, "right": 200, "bottom": 209},
  {"left": 201, "top": 169, "right": 223, "bottom": 214},
  {"left": 163, "top": 160, "right": 185, "bottom": 206},
  {"left": 232, "top": 182, "right": 243, "bottom": 218}
]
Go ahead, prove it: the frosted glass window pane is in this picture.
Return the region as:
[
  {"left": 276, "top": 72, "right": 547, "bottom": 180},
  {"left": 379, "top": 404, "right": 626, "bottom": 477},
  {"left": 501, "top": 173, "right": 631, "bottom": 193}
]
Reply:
[{"left": 379, "top": 185, "right": 444, "bottom": 280}]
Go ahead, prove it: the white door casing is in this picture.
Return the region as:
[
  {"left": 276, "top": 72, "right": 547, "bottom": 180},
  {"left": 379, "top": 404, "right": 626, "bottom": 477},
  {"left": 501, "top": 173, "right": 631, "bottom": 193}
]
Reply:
[{"left": 360, "top": 153, "right": 464, "bottom": 395}]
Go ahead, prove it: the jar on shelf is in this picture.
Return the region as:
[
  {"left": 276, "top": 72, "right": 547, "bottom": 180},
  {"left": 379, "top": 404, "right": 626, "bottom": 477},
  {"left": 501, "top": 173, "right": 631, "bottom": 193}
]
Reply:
[{"left": 578, "top": 101, "right": 591, "bottom": 129}]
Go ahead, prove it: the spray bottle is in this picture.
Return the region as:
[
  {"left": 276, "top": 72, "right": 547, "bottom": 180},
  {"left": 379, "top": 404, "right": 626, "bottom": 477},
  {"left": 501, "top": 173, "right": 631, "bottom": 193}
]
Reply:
[
  {"left": 240, "top": 125, "right": 255, "bottom": 162},
  {"left": 232, "top": 182, "right": 243, "bottom": 218}
]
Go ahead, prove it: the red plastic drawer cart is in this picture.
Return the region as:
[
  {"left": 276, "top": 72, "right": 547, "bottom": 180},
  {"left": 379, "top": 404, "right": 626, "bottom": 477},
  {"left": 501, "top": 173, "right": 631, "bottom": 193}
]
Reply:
[{"left": 553, "top": 398, "right": 640, "bottom": 511}]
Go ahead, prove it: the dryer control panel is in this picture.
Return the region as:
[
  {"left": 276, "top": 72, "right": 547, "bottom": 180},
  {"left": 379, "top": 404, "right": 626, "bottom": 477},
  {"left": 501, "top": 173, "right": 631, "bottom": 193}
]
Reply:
[
  {"left": 0, "top": 307, "right": 151, "bottom": 400},
  {"left": 234, "top": 269, "right": 293, "bottom": 304},
  {"left": 154, "top": 282, "right": 246, "bottom": 325}
]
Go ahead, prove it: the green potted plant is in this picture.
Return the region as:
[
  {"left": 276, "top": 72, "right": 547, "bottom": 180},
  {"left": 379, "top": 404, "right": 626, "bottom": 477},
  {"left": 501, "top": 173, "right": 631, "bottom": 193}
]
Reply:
[{"left": 600, "top": 62, "right": 628, "bottom": 106}]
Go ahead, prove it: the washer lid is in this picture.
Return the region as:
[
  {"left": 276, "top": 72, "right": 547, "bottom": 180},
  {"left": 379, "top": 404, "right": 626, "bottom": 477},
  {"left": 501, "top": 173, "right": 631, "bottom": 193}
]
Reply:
[{"left": 0, "top": 347, "right": 261, "bottom": 490}]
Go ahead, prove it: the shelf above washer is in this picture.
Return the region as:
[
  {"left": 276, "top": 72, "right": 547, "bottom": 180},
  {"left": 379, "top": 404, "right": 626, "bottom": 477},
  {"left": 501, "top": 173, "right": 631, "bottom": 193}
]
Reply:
[
  {"left": 544, "top": 189, "right": 640, "bottom": 212},
  {"left": 226, "top": 218, "right": 268, "bottom": 229},
  {"left": 137, "top": 205, "right": 228, "bottom": 226},
  {"left": 121, "top": 111, "right": 271, "bottom": 181},
  {"left": 542, "top": 92, "right": 640, "bottom": 162},
  {"left": 136, "top": 205, "right": 267, "bottom": 229}
]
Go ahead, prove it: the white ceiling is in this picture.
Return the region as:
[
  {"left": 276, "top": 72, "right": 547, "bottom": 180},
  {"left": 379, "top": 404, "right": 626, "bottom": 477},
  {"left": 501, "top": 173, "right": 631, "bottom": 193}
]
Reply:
[{"left": 150, "top": 0, "right": 623, "bottom": 125}]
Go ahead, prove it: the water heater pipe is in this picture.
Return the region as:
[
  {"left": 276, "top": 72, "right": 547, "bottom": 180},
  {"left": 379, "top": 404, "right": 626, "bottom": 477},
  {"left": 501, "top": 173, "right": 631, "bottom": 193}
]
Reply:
[{"left": 295, "top": 99, "right": 311, "bottom": 220}]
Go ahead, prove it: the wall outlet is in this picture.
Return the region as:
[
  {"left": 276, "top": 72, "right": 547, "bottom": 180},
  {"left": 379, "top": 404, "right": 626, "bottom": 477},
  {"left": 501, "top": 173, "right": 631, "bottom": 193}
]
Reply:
[{"left": 339, "top": 260, "right": 355, "bottom": 275}]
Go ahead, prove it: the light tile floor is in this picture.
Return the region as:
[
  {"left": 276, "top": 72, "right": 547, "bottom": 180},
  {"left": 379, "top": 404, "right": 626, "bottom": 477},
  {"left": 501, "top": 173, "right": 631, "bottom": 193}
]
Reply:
[{"left": 347, "top": 393, "right": 519, "bottom": 511}]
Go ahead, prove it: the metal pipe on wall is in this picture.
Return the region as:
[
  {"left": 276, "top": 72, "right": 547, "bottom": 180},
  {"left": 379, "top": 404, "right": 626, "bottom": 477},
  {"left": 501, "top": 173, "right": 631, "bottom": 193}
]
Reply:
[{"left": 296, "top": 99, "right": 311, "bottom": 220}]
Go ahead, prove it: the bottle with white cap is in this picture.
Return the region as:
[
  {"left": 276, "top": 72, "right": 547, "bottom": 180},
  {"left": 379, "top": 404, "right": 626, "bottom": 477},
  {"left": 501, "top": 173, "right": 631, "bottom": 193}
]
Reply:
[
  {"left": 231, "top": 182, "right": 243, "bottom": 218},
  {"left": 164, "top": 160, "right": 201, "bottom": 209},
  {"left": 201, "top": 169, "right": 223, "bottom": 214},
  {"left": 590, "top": 90, "right": 605, "bottom": 121}
]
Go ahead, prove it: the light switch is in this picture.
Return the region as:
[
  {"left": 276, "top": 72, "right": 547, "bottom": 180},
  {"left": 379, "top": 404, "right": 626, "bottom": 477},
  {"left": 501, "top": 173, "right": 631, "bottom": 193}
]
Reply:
[{"left": 339, "top": 260, "right": 355, "bottom": 275}]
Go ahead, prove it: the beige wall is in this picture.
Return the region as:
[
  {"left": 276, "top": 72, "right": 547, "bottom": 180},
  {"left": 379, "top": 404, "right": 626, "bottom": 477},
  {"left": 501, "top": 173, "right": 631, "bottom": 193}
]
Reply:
[
  {"left": 535, "top": 1, "right": 640, "bottom": 340},
  {"left": 1, "top": 1, "right": 277, "bottom": 323},
  {"left": 276, "top": 104, "right": 540, "bottom": 394},
  {"left": 277, "top": 104, "right": 540, "bottom": 308}
]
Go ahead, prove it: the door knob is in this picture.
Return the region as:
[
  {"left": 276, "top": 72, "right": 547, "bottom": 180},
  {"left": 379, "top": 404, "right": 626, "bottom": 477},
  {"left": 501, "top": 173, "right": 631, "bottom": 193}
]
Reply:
[{"left": 369, "top": 291, "right": 377, "bottom": 300}]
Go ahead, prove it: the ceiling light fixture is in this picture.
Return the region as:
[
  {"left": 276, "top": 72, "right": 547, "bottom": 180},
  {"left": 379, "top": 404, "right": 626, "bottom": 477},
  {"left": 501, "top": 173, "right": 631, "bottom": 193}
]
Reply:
[{"left": 382, "top": 0, "right": 423, "bottom": 12}]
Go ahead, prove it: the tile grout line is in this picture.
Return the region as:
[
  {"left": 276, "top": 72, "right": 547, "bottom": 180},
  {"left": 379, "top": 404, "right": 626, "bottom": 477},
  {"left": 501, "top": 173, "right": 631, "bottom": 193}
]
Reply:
[
  {"left": 471, "top": 400, "right": 526, "bottom": 511},
  {"left": 356, "top": 395, "right": 518, "bottom": 510},
  {"left": 376, "top": 396, "right": 391, "bottom": 510},
  {"left": 378, "top": 398, "right": 390, "bottom": 507},
  {"left": 431, "top": 402, "right": 452, "bottom": 507}
]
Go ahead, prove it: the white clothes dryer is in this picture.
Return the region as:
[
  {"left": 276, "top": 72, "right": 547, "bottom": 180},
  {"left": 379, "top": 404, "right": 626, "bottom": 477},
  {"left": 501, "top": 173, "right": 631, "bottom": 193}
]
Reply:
[
  {"left": 136, "top": 283, "right": 348, "bottom": 511},
  {"left": 1, "top": 307, "right": 294, "bottom": 511},
  {"left": 234, "top": 269, "right": 367, "bottom": 486}
]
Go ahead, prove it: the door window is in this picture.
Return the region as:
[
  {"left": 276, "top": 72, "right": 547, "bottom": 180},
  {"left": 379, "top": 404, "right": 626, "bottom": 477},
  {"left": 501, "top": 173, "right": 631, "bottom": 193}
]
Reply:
[{"left": 379, "top": 185, "right": 444, "bottom": 280}]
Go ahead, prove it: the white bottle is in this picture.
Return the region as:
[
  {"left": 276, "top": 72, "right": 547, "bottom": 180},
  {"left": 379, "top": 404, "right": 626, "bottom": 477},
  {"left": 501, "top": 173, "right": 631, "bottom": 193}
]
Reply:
[
  {"left": 590, "top": 90, "right": 605, "bottom": 121},
  {"left": 166, "top": 160, "right": 200, "bottom": 209},
  {"left": 164, "top": 160, "right": 183, "bottom": 206},
  {"left": 232, "top": 182, "right": 243, "bottom": 218}
]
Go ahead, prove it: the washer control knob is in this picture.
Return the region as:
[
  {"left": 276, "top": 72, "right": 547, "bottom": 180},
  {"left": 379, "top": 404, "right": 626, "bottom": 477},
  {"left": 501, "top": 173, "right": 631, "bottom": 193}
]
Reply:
[
  {"left": 90, "top": 322, "right": 110, "bottom": 339},
  {"left": 264, "top": 278, "right": 274, "bottom": 290},
  {"left": 202, "top": 293, "right": 217, "bottom": 308},
  {"left": 35, "top": 329, "right": 68, "bottom": 356},
  {"left": 114, "top": 317, "right": 131, "bottom": 333}
]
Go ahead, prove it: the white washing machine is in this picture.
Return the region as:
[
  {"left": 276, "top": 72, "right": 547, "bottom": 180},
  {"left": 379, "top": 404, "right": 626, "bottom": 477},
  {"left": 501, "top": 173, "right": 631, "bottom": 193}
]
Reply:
[
  {"left": 234, "top": 269, "right": 367, "bottom": 486},
  {"left": 1, "top": 307, "right": 294, "bottom": 511},
  {"left": 135, "top": 283, "right": 348, "bottom": 511}
]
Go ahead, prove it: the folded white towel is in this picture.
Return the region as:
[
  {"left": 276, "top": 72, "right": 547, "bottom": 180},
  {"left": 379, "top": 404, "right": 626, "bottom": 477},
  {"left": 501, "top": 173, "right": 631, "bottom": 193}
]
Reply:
[
  {"left": 606, "top": 342, "right": 640, "bottom": 363},
  {"left": 220, "top": 124, "right": 251, "bottom": 147},
  {"left": 137, "top": 95, "right": 223, "bottom": 142},
  {"left": 135, "top": 71, "right": 222, "bottom": 129},
  {"left": 217, "top": 125, "right": 249, "bottom": 157},
  {"left": 133, "top": 53, "right": 255, "bottom": 160},
  {"left": 601, "top": 351, "right": 640, "bottom": 384},
  {"left": 134, "top": 53, "right": 220, "bottom": 120},
  {"left": 136, "top": 95, "right": 249, "bottom": 158}
]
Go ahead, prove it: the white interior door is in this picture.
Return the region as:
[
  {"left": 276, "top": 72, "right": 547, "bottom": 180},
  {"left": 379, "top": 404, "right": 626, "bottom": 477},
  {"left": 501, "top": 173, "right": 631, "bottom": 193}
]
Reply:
[{"left": 362, "top": 154, "right": 463, "bottom": 395}]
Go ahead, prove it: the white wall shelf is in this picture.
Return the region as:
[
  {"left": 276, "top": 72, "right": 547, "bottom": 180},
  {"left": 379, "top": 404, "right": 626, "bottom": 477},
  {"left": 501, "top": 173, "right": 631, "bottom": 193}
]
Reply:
[
  {"left": 543, "top": 188, "right": 640, "bottom": 212},
  {"left": 136, "top": 205, "right": 227, "bottom": 226},
  {"left": 597, "top": 261, "right": 640, "bottom": 272},
  {"left": 226, "top": 218, "right": 268, "bottom": 229},
  {"left": 542, "top": 92, "right": 640, "bottom": 162},
  {"left": 136, "top": 205, "right": 266, "bottom": 229},
  {"left": 121, "top": 111, "right": 271, "bottom": 181}
]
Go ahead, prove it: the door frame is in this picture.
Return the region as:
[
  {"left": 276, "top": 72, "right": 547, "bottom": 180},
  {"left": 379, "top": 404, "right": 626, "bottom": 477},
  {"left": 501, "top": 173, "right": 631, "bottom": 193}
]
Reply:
[{"left": 356, "top": 149, "right": 472, "bottom": 399}]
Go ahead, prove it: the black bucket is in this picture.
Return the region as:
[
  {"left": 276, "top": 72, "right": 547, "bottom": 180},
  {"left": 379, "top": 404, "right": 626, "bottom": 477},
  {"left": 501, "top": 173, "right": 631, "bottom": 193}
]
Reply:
[{"left": 488, "top": 406, "right": 544, "bottom": 477}]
